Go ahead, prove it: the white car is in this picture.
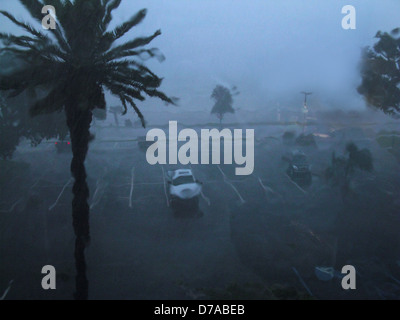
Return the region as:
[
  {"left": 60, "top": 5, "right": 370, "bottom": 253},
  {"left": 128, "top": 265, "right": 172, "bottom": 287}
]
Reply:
[{"left": 166, "top": 169, "right": 202, "bottom": 208}]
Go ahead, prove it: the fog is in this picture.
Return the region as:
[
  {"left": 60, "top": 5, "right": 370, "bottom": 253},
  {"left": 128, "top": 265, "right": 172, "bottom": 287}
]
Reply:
[
  {"left": 2, "top": 0, "right": 400, "bottom": 117},
  {"left": 1, "top": 1, "right": 400, "bottom": 301}
]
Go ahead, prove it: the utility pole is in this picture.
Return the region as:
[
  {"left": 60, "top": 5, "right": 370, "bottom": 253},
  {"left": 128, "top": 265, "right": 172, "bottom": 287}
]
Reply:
[
  {"left": 300, "top": 92, "right": 312, "bottom": 133},
  {"left": 109, "top": 106, "right": 123, "bottom": 127},
  {"left": 301, "top": 92, "right": 312, "bottom": 105}
]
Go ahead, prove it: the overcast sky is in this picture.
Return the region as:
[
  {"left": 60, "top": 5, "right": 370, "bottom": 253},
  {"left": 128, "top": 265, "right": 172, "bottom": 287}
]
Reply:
[{"left": 1, "top": 0, "right": 400, "bottom": 115}]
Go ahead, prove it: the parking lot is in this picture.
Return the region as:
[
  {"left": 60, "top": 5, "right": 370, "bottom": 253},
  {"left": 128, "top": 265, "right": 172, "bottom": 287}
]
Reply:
[{"left": 1, "top": 123, "right": 400, "bottom": 299}]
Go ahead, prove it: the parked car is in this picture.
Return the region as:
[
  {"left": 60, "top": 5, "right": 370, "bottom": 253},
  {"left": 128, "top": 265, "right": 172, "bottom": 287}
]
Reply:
[
  {"left": 286, "top": 151, "right": 312, "bottom": 186},
  {"left": 55, "top": 140, "right": 71, "bottom": 153},
  {"left": 137, "top": 136, "right": 154, "bottom": 151},
  {"left": 166, "top": 169, "right": 202, "bottom": 209}
]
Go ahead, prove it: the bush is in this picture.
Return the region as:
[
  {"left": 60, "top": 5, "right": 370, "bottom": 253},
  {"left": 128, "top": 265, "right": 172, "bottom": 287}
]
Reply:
[
  {"left": 295, "top": 134, "right": 317, "bottom": 147},
  {"left": 282, "top": 131, "right": 296, "bottom": 145},
  {"left": 0, "top": 101, "right": 22, "bottom": 160}
]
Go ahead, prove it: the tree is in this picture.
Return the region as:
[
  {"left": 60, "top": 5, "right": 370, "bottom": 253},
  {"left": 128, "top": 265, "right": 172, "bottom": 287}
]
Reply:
[
  {"left": 0, "top": 0, "right": 175, "bottom": 245},
  {"left": 0, "top": 94, "right": 22, "bottom": 160},
  {"left": 0, "top": 53, "right": 68, "bottom": 156},
  {"left": 326, "top": 142, "right": 373, "bottom": 202},
  {"left": 358, "top": 28, "right": 400, "bottom": 117},
  {"left": 210, "top": 85, "right": 239, "bottom": 124}
]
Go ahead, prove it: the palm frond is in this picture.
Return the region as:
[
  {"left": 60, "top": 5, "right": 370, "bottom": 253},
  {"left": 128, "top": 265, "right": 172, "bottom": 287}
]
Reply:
[
  {"left": 2, "top": 0, "right": 175, "bottom": 124},
  {"left": 124, "top": 95, "right": 145, "bottom": 127},
  {"left": 0, "top": 10, "right": 47, "bottom": 40},
  {"left": 18, "top": 0, "right": 45, "bottom": 22},
  {"left": 106, "top": 48, "right": 165, "bottom": 62},
  {"left": 104, "top": 80, "right": 146, "bottom": 101},
  {"left": 106, "top": 9, "right": 147, "bottom": 41},
  {"left": 29, "top": 85, "right": 66, "bottom": 116},
  {"left": 102, "top": 0, "right": 122, "bottom": 28},
  {"left": 104, "top": 30, "right": 161, "bottom": 61}
]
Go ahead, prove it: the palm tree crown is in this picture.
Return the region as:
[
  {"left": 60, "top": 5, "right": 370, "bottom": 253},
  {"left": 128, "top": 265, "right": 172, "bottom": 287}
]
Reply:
[
  {"left": 0, "top": 0, "right": 174, "bottom": 125},
  {"left": 0, "top": 0, "right": 176, "bottom": 244}
]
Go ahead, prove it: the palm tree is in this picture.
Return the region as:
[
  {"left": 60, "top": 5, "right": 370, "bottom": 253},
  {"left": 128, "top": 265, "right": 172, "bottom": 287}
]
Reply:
[
  {"left": 0, "top": 0, "right": 175, "bottom": 243},
  {"left": 326, "top": 142, "right": 373, "bottom": 202}
]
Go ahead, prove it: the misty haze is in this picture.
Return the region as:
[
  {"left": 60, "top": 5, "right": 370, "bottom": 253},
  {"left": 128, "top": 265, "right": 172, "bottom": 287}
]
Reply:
[{"left": 0, "top": 0, "right": 400, "bottom": 300}]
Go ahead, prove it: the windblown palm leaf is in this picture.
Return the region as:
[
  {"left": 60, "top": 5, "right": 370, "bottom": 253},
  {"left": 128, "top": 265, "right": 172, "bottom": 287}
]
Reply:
[
  {"left": 0, "top": 0, "right": 175, "bottom": 246},
  {"left": 0, "top": 0, "right": 174, "bottom": 126},
  {"left": 0, "top": 0, "right": 176, "bottom": 300}
]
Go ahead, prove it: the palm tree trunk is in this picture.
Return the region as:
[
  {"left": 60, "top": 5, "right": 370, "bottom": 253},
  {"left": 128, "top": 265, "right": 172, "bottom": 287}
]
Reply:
[
  {"left": 65, "top": 103, "right": 91, "bottom": 300},
  {"left": 65, "top": 104, "right": 92, "bottom": 240},
  {"left": 74, "top": 236, "right": 88, "bottom": 300}
]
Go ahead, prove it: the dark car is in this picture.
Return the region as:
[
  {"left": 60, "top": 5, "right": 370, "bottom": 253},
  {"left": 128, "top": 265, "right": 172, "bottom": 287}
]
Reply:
[
  {"left": 286, "top": 151, "right": 312, "bottom": 186},
  {"left": 137, "top": 136, "right": 154, "bottom": 152},
  {"left": 55, "top": 140, "right": 71, "bottom": 153}
]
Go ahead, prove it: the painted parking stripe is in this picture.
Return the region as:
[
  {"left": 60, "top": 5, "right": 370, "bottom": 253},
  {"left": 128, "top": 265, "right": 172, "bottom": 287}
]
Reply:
[
  {"left": 0, "top": 198, "right": 23, "bottom": 213},
  {"left": 285, "top": 174, "right": 307, "bottom": 194},
  {"left": 48, "top": 178, "right": 73, "bottom": 211},
  {"left": 217, "top": 165, "right": 245, "bottom": 204},
  {"left": 161, "top": 166, "right": 170, "bottom": 207},
  {"left": 129, "top": 167, "right": 135, "bottom": 208},
  {"left": 225, "top": 179, "right": 245, "bottom": 204},
  {"left": 257, "top": 177, "right": 284, "bottom": 202},
  {"left": 90, "top": 179, "right": 108, "bottom": 210},
  {"left": 0, "top": 280, "right": 14, "bottom": 300},
  {"left": 292, "top": 267, "right": 314, "bottom": 297},
  {"left": 190, "top": 165, "right": 211, "bottom": 206},
  {"left": 258, "top": 177, "right": 272, "bottom": 193},
  {"left": 217, "top": 164, "right": 228, "bottom": 180},
  {"left": 200, "top": 192, "right": 211, "bottom": 206}
]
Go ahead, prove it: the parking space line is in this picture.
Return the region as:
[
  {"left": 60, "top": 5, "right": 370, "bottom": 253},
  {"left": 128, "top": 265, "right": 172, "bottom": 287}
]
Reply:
[
  {"left": 0, "top": 198, "right": 23, "bottom": 213},
  {"left": 90, "top": 179, "right": 108, "bottom": 210},
  {"left": 200, "top": 191, "right": 211, "bottom": 206},
  {"left": 217, "top": 165, "right": 245, "bottom": 204},
  {"left": 257, "top": 177, "right": 280, "bottom": 195},
  {"left": 292, "top": 267, "right": 314, "bottom": 297},
  {"left": 129, "top": 167, "right": 135, "bottom": 208},
  {"left": 217, "top": 164, "right": 228, "bottom": 180},
  {"left": 285, "top": 174, "right": 307, "bottom": 194},
  {"left": 190, "top": 165, "right": 211, "bottom": 206},
  {"left": 257, "top": 177, "right": 271, "bottom": 193},
  {"left": 225, "top": 179, "right": 245, "bottom": 204},
  {"left": 29, "top": 179, "right": 41, "bottom": 190},
  {"left": 134, "top": 182, "right": 164, "bottom": 186},
  {"left": 257, "top": 177, "right": 284, "bottom": 202},
  {"left": 90, "top": 184, "right": 101, "bottom": 209},
  {"left": 0, "top": 280, "right": 14, "bottom": 300},
  {"left": 48, "top": 178, "right": 73, "bottom": 211},
  {"left": 161, "top": 166, "right": 170, "bottom": 207}
]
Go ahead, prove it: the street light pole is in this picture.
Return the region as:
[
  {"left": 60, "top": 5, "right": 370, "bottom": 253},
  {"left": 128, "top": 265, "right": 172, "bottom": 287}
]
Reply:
[
  {"left": 300, "top": 92, "right": 312, "bottom": 133},
  {"left": 301, "top": 91, "right": 312, "bottom": 105}
]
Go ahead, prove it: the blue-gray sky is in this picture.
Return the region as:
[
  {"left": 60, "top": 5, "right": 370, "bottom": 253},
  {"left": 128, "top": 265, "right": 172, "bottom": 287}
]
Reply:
[{"left": 1, "top": 0, "right": 400, "bottom": 116}]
